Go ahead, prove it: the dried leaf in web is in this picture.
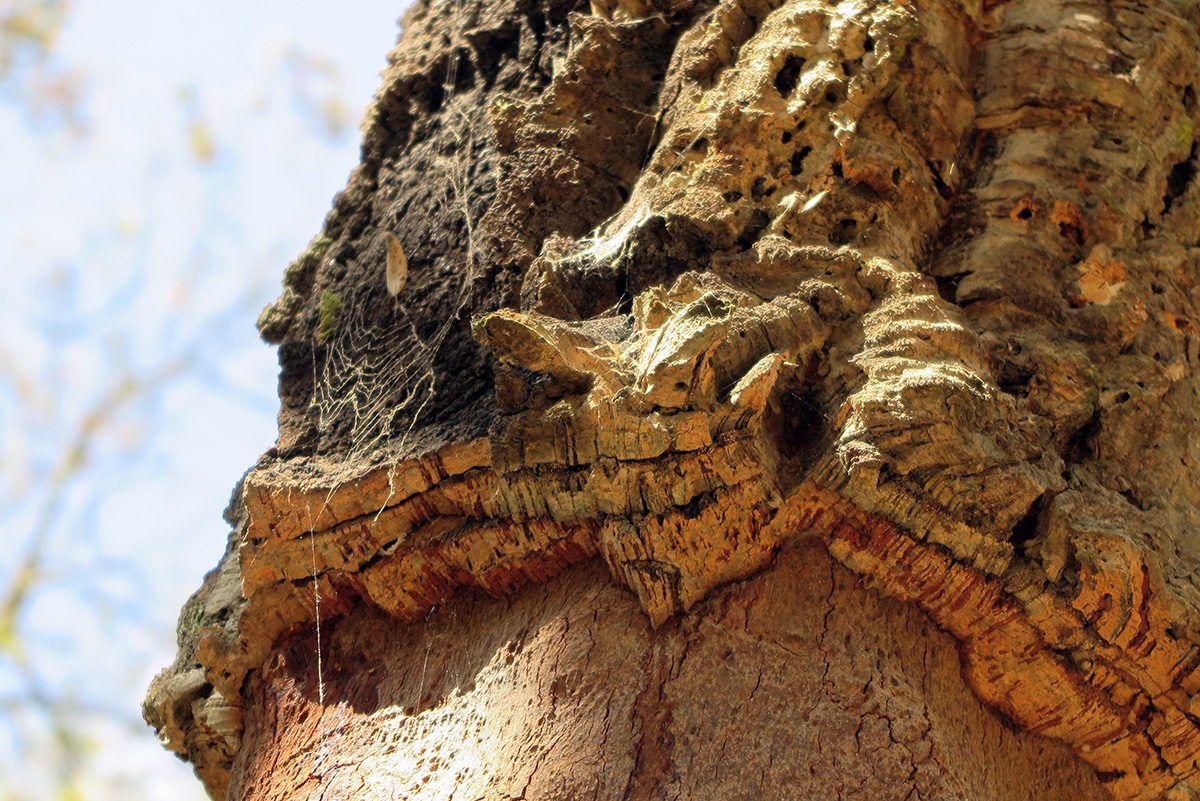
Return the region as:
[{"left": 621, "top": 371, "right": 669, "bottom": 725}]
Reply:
[{"left": 385, "top": 231, "right": 408, "bottom": 297}]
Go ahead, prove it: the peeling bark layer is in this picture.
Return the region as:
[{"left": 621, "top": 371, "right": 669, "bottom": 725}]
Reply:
[
  {"left": 146, "top": 0, "right": 1200, "bottom": 798},
  {"left": 232, "top": 543, "right": 1108, "bottom": 801}
]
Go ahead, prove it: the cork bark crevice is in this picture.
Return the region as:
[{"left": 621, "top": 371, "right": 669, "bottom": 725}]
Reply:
[{"left": 145, "top": 0, "right": 1200, "bottom": 798}]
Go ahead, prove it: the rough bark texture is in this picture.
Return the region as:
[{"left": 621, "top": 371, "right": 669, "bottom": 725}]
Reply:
[{"left": 145, "top": 0, "right": 1200, "bottom": 799}]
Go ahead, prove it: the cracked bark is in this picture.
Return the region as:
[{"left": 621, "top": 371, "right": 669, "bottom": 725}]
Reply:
[{"left": 146, "top": 0, "right": 1200, "bottom": 798}]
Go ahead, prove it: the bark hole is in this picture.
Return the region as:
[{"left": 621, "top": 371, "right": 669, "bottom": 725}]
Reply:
[
  {"left": 1065, "top": 410, "right": 1102, "bottom": 463},
  {"left": 467, "top": 23, "right": 520, "bottom": 87},
  {"left": 1162, "top": 142, "right": 1198, "bottom": 214},
  {"left": 751, "top": 176, "right": 774, "bottom": 199},
  {"left": 1058, "top": 220, "right": 1084, "bottom": 245},
  {"left": 765, "top": 370, "right": 830, "bottom": 487},
  {"left": 1010, "top": 197, "right": 1038, "bottom": 222},
  {"left": 1110, "top": 52, "right": 1135, "bottom": 76},
  {"left": 777, "top": 391, "right": 825, "bottom": 453},
  {"left": 449, "top": 49, "right": 477, "bottom": 91},
  {"left": 1119, "top": 488, "right": 1147, "bottom": 512},
  {"left": 736, "top": 208, "right": 771, "bottom": 249},
  {"left": 1139, "top": 214, "right": 1156, "bottom": 238},
  {"left": 790, "top": 145, "right": 811, "bottom": 176},
  {"left": 935, "top": 272, "right": 969, "bottom": 304},
  {"left": 829, "top": 217, "right": 857, "bottom": 245},
  {"left": 420, "top": 82, "right": 446, "bottom": 113},
  {"left": 995, "top": 359, "right": 1033, "bottom": 397},
  {"left": 1010, "top": 492, "right": 1049, "bottom": 549},
  {"left": 926, "top": 159, "right": 952, "bottom": 199},
  {"left": 774, "top": 55, "right": 806, "bottom": 96}
]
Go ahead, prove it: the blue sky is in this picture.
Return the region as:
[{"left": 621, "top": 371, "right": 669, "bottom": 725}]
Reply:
[{"left": 1, "top": 1, "right": 411, "bottom": 797}]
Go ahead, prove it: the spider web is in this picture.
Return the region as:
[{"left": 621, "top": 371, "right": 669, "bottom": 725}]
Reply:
[
  {"left": 309, "top": 47, "right": 483, "bottom": 463},
  {"left": 297, "top": 42, "right": 484, "bottom": 716}
]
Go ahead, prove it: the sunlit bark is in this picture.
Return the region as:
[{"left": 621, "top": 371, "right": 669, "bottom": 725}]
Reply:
[{"left": 147, "top": 1, "right": 1200, "bottom": 798}]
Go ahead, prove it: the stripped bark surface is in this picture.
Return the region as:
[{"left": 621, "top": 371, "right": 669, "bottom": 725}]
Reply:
[
  {"left": 147, "top": 0, "right": 1200, "bottom": 798},
  {"left": 230, "top": 543, "right": 1109, "bottom": 801}
]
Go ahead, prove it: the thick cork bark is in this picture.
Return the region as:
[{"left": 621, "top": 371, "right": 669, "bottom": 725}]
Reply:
[{"left": 146, "top": 0, "right": 1200, "bottom": 798}]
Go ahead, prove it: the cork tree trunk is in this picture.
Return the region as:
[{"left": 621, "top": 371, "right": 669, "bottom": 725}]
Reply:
[{"left": 146, "top": 1, "right": 1200, "bottom": 799}]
